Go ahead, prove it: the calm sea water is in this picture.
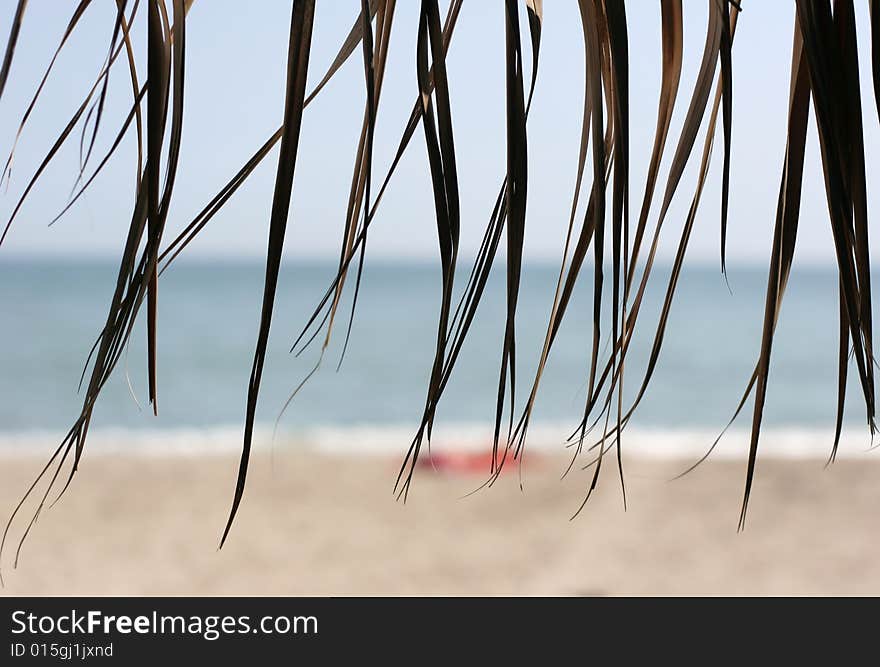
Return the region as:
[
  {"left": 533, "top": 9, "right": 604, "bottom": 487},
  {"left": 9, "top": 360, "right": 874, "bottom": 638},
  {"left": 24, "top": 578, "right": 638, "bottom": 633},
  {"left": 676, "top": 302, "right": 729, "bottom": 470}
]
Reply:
[{"left": 0, "top": 258, "right": 875, "bottom": 455}]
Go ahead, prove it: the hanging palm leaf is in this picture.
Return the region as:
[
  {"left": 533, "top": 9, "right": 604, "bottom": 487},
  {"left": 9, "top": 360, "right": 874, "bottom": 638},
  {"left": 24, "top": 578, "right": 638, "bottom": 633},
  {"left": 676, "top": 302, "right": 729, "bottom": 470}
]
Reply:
[{"left": 0, "top": 0, "right": 878, "bottom": 565}]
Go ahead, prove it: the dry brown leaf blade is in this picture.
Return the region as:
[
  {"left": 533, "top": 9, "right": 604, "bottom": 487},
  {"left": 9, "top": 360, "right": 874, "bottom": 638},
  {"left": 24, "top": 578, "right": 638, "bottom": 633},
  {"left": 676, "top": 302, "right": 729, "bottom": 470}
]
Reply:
[
  {"left": 220, "top": 0, "right": 315, "bottom": 547},
  {"left": 0, "top": 0, "right": 28, "bottom": 101}
]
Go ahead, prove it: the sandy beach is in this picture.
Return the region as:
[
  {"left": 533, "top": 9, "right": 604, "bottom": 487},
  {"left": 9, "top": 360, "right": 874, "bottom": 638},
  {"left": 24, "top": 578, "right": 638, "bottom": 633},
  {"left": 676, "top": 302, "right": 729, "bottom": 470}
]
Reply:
[{"left": 0, "top": 448, "right": 878, "bottom": 596}]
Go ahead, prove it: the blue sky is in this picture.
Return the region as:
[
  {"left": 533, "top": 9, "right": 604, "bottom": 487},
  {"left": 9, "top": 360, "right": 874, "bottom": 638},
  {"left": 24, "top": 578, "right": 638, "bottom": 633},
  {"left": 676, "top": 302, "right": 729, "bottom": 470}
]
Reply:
[{"left": 0, "top": 1, "right": 877, "bottom": 264}]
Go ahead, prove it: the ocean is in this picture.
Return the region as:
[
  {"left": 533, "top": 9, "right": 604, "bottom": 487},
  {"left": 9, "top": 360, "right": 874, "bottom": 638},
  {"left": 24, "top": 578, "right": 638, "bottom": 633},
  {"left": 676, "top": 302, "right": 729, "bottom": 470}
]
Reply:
[{"left": 0, "top": 258, "right": 875, "bottom": 459}]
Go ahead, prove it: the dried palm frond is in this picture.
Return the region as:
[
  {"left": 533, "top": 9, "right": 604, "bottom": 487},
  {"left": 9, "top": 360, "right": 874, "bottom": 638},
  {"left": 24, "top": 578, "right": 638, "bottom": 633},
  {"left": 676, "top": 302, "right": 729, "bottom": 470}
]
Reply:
[
  {"left": 0, "top": 0, "right": 27, "bottom": 102},
  {"left": 0, "top": 0, "right": 878, "bottom": 562},
  {"left": 220, "top": 0, "right": 316, "bottom": 547}
]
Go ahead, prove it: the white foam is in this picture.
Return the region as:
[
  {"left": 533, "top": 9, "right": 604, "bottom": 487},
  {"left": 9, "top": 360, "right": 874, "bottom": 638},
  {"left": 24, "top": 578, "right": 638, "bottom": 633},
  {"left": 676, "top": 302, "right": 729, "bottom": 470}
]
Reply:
[
  {"left": 0, "top": 422, "right": 876, "bottom": 460},
  {"left": 302, "top": 423, "right": 878, "bottom": 459}
]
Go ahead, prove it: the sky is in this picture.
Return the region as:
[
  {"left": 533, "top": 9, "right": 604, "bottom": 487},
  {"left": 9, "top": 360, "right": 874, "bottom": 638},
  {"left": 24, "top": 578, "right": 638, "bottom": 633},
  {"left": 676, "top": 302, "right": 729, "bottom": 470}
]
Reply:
[{"left": 0, "top": 1, "right": 877, "bottom": 264}]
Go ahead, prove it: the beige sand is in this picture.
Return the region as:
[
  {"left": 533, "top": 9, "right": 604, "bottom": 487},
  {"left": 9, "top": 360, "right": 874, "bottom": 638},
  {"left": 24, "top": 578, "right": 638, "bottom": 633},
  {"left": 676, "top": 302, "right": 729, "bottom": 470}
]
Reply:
[{"left": 0, "top": 450, "right": 878, "bottom": 596}]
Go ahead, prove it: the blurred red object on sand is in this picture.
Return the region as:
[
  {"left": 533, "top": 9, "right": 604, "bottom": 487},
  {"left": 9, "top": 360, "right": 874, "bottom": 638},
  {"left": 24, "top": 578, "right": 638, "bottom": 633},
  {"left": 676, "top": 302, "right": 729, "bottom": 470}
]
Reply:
[{"left": 418, "top": 449, "right": 532, "bottom": 475}]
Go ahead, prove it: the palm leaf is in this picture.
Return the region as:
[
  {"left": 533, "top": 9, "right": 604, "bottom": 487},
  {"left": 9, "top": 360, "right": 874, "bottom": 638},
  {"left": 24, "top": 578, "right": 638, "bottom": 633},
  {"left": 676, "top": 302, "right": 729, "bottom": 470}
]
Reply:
[
  {"left": 0, "top": 0, "right": 27, "bottom": 102},
  {"left": 1, "top": 0, "right": 879, "bottom": 556},
  {"left": 220, "top": 0, "right": 315, "bottom": 547}
]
